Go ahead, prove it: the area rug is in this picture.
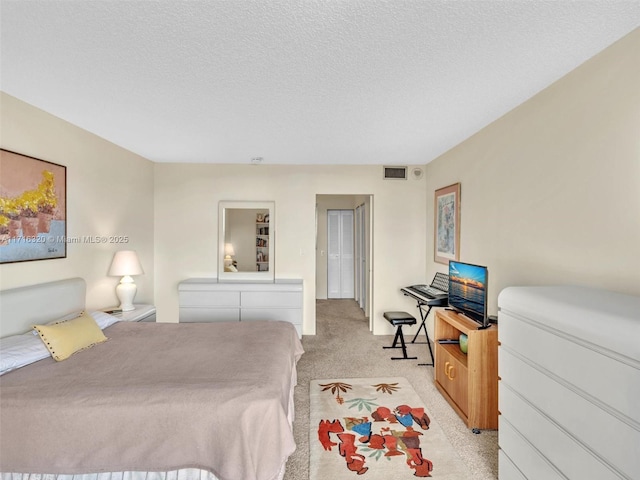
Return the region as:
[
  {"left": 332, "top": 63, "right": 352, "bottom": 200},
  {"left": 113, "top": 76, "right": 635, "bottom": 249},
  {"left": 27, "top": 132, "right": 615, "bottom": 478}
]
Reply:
[{"left": 310, "top": 377, "right": 471, "bottom": 479}]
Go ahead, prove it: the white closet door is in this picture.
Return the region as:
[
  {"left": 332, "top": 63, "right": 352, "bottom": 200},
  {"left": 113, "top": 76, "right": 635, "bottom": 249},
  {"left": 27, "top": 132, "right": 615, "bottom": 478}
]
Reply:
[
  {"left": 327, "top": 211, "right": 342, "bottom": 298},
  {"left": 328, "top": 209, "right": 355, "bottom": 299}
]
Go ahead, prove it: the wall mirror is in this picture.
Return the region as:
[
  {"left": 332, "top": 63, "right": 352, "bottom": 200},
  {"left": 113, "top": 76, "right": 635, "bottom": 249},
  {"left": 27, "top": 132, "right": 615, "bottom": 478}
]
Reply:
[{"left": 218, "top": 201, "right": 275, "bottom": 282}]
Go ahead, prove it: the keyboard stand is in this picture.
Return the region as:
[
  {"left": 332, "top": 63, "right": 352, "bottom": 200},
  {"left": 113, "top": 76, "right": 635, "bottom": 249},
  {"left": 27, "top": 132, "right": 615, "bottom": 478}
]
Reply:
[
  {"left": 411, "top": 304, "right": 432, "bottom": 344},
  {"left": 411, "top": 303, "right": 435, "bottom": 366}
]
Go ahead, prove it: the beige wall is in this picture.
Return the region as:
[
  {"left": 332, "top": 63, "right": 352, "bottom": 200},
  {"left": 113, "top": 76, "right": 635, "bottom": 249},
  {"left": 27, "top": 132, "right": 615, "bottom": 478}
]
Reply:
[
  {"left": 154, "top": 164, "right": 427, "bottom": 334},
  {"left": 424, "top": 29, "right": 640, "bottom": 326},
  {"left": 0, "top": 93, "right": 155, "bottom": 316}
]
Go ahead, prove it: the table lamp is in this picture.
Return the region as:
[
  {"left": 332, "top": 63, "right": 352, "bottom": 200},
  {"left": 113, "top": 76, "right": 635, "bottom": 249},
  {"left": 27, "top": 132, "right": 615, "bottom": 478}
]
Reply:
[
  {"left": 108, "top": 250, "right": 144, "bottom": 311},
  {"left": 224, "top": 243, "right": 235, "bottom": 265}
]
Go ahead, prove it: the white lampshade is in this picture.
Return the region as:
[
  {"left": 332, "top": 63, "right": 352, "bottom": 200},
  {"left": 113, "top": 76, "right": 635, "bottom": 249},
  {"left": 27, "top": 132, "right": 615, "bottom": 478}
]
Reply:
[
  {"left": 224, "top": 243, "right": 235, "bottom": 258},
  {"left": 108, "top": 250, "right": 144, "bottom": 312},
  {"left": 108, "top": 250, "right": 144, "bottom": 276}
]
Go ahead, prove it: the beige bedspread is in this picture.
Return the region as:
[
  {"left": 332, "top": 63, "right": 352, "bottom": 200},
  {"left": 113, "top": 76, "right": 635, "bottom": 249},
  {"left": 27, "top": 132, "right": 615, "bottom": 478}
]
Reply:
[{"left": 0, "top": 320, "right": 304, "bottom": 480}]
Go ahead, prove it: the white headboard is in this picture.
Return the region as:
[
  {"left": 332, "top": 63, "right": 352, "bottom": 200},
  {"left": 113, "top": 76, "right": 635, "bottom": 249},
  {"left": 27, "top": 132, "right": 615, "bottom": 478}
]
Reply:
[{"left": 0, "top": 277, "right": 86, "bottom": 338}]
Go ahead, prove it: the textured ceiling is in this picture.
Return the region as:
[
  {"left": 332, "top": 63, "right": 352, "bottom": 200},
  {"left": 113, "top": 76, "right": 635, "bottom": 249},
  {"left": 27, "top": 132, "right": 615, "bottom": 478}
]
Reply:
[{"left": 1, "top": 1, "right": 639, "bottom": 165}]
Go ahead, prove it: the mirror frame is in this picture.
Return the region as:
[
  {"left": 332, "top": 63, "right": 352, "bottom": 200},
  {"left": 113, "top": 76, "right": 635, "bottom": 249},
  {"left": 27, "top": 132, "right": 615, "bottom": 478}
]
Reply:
[{"left": 218, "top": 200, "right": 275, "bottom": 282}]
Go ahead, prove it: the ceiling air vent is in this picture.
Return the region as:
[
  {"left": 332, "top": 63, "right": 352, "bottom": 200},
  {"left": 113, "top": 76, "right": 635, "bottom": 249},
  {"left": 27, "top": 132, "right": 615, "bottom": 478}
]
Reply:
[{"left": 383, "top": 166, "right": 408, "bottom": 180}]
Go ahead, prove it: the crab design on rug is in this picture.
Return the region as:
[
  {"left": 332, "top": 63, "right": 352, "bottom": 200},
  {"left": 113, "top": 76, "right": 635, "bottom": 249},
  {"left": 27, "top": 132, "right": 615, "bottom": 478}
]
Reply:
[{"left": 318, "top": 401, "right": 433, "bottom": 477}]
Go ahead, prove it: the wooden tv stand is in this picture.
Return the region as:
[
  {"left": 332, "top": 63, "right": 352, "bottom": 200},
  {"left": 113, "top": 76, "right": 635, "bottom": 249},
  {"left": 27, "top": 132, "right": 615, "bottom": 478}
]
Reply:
[{"left": 434, "top": 309, "right": 498, "bottom": 430}]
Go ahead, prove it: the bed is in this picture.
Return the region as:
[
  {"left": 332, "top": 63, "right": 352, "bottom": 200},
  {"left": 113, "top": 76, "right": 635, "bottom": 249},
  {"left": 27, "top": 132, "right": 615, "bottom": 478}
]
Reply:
[{"left": 0, "top": 277, "right": 304, "bottom": 480}]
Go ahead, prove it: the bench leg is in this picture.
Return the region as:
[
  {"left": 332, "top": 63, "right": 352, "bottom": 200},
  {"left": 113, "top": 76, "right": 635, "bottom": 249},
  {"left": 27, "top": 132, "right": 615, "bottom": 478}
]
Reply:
[
  {"left": 383, "top": 326, "right": 417, "bottom": 360},
  {"left": 383, "top": 327, "right": 402, "bottom": 348}
]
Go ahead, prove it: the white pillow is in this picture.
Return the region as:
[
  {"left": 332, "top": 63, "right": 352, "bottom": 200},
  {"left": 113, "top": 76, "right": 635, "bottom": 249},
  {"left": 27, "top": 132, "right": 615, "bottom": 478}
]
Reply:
[
  {"left": 39, "top": 310, "right": 119, "bottom": 330},
  {"left": 0, "top": 332, "right": 50, "bottom": 375},
  {"left": 1, "top": 311, "right": 119, "bottom": 375},
  {"left": 89, "top": 310, "right": 120, "bottom": 330},
  {"left": 27, "top": 310, "right": 85, "bottom": 335}
]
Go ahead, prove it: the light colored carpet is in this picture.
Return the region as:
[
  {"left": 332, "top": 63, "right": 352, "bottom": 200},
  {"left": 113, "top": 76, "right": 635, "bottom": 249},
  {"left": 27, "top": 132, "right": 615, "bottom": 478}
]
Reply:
[
  {"left": 283, "top": 299, "right": 498, "bottom": 480},
  {"left": 309, "top": 376, "right": 472, "bottom": 479}
]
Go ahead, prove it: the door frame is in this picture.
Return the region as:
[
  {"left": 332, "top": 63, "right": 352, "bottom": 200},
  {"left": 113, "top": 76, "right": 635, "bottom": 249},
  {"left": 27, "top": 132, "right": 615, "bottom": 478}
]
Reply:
[{"left": 315, "top": 195, "right": 373, "bottom": 327}]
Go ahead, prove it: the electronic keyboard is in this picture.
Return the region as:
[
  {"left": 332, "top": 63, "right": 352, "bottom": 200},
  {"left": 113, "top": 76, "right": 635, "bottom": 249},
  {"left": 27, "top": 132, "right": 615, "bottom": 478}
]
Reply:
[{"left": 401, "top": 272, "right": 449, "bottom": 305}]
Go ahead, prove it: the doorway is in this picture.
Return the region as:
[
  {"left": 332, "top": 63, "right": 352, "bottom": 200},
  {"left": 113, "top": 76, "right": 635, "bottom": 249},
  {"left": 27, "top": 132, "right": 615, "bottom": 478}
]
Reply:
[{"left": 316, "top": 195, "right": 372, "bottom": 323}]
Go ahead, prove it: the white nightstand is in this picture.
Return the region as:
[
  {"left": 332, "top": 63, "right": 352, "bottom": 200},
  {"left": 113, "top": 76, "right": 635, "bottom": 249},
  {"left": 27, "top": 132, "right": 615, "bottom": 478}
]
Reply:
[{"left": 104, "top": 304, "right": 156, "bottom": 322}]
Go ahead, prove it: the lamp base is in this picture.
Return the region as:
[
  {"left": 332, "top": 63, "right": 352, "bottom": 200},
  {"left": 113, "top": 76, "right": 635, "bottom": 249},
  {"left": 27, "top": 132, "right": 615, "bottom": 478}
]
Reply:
[{"left": 116, "top": 276, "right": 137, "bottom": 312}]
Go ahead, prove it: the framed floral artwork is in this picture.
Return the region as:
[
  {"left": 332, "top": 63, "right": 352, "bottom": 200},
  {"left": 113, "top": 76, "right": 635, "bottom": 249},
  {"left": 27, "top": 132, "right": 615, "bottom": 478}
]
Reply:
[
  {"left": 0, "top": 149, "right": 67, "bottom": 263},
  {"left": 434, "top": 182, "right": 460, "bottom": 265}
]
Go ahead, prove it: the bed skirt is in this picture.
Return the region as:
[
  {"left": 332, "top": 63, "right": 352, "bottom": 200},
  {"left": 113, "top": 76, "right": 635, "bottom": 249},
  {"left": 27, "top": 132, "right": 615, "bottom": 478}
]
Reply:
[{"left": 1, "top": 464, "right": 287, "bottom": 480}]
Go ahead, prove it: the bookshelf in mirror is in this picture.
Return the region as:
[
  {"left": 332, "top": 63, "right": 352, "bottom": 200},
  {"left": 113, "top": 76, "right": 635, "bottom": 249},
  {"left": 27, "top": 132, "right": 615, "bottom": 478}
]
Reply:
[{"left": 256, "top": 212, "right": 269, "bottom": 272}]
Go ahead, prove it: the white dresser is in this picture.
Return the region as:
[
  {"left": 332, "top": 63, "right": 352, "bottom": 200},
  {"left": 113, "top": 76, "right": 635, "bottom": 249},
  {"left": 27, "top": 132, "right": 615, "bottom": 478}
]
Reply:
[
  {"left": 178, "top": 278, "right": 303, "bottom": 337},
  {"left": 497, "top": 286, "right": 640, "bottom": 480}
]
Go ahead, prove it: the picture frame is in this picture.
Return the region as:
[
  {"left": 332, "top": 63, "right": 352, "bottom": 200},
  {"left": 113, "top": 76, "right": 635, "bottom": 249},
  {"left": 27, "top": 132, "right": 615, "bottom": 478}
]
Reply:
[
  {"left": 434, "top": 182, "right": 460, "bottom": 265},
  {"left": 0, "top": 149, "right": 67, "bottom": 264}
]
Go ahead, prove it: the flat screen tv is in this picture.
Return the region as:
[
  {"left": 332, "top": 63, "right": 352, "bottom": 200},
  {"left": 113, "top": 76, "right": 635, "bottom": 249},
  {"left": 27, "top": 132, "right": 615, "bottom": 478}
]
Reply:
[{"left": 448, "top": 260, "right": 489, "bottom": 328}]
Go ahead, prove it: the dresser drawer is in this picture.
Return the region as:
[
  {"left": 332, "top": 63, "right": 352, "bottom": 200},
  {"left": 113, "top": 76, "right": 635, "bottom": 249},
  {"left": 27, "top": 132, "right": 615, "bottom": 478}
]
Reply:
[
  {"left": 179, "top": 291, "right": 240, "bottom": 307},
  {"left": 179, "top": 307, "right": 240, "bottom": 323},
  {"left": 241, "top": 291, "right": 301, "bottom": 308}
]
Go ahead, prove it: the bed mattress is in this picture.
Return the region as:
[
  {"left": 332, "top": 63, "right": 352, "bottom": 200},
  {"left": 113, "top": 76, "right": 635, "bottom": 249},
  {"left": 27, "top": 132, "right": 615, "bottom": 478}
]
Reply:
[{"left": 0, "top": 320, "right": 303, "bottom": 480}]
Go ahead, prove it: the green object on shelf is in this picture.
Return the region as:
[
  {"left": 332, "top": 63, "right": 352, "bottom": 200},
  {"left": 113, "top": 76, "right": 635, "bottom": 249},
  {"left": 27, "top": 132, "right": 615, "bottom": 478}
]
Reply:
[{"left": 459, "top": 333, "right": 468, "bottom": 354}]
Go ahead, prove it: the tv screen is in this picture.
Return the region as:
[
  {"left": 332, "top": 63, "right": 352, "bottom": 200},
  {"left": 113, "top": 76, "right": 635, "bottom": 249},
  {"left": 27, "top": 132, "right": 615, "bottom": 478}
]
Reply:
[{"left": 448, "top": 260, "right": 488, "bottom": 327}]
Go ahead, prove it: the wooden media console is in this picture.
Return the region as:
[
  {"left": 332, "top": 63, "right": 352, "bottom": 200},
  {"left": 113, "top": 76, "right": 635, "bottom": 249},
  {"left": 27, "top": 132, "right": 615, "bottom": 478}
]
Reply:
[{"left": 433, "top": 308, "right": 498, "bottom": 430}]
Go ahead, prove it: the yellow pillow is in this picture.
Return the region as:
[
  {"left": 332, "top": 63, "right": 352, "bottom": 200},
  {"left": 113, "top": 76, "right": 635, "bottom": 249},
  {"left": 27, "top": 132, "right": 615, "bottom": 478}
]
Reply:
[{"left": 33, "top": 312, "right": 107, "bottom": 361}]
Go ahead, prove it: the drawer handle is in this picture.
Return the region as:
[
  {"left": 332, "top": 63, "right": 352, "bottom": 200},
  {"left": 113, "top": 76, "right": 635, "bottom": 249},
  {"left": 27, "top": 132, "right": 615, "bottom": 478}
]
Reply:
[{"left": 448, "top": 365, "right": 456, "bottom": 379}]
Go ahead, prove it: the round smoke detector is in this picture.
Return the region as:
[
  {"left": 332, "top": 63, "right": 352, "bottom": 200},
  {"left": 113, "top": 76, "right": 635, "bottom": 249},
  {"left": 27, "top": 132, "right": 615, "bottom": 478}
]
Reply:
[{"left": 412, "top": 168, "right": 424, "bottom": 179}]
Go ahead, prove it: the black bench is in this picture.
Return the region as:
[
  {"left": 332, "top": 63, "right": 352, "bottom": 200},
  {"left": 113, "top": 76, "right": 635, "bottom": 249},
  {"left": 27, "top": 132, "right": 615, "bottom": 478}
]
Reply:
[{"left": 382, "top": 311, "right": 417, "bottom": 360}]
